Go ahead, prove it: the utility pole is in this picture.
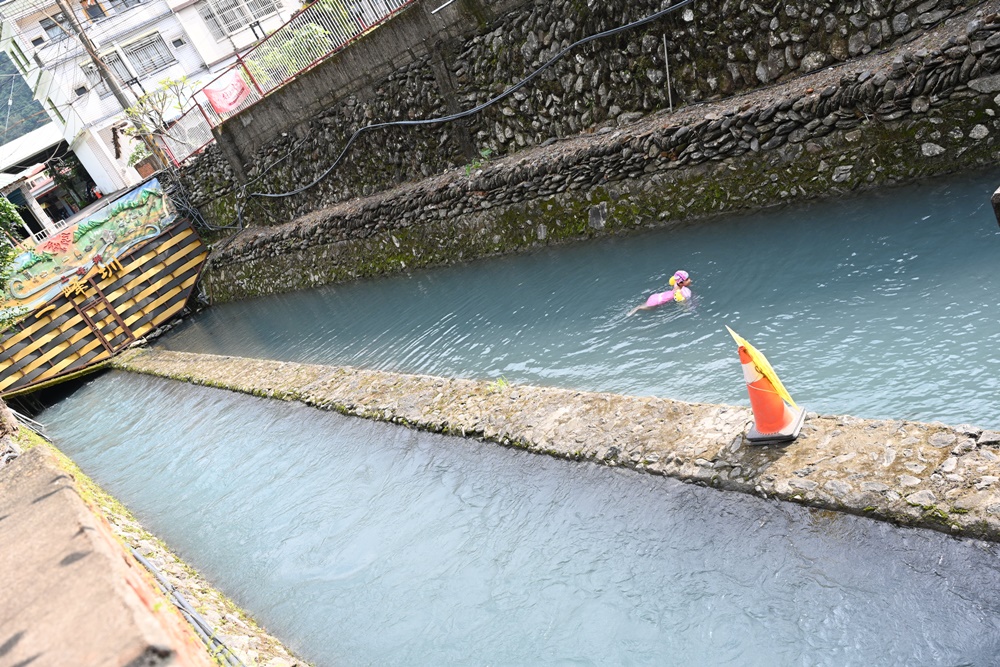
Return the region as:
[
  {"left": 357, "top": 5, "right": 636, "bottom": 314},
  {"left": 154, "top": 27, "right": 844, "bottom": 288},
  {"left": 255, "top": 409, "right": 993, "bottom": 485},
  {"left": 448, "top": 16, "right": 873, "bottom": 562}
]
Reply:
[
  {"left": 50, "top": 0, "right": 163, "bottom": 168},
  {"left": 52, "top": 0, "right": 133, "bottom": 116}
]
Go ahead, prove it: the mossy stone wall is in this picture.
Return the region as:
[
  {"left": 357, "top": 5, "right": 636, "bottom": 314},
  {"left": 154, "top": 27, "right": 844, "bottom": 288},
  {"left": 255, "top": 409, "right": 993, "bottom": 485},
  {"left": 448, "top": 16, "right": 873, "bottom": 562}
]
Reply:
[{"left": 179, "top": 0, "right": 980, "bottom": 229}]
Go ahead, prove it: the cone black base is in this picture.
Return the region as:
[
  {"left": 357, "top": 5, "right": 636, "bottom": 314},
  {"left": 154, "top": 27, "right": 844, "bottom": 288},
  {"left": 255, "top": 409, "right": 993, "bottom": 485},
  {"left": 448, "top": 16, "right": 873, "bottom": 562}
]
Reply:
[{"left": 747, "top": 406, "right": 805, "bottom": 445}]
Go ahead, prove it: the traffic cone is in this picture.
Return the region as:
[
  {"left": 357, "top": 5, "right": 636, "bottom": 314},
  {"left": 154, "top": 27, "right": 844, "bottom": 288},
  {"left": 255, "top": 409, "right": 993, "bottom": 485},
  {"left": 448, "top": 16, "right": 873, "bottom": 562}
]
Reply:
[{"left": 727, "top": 327, "right": 804, "bottom": 444}]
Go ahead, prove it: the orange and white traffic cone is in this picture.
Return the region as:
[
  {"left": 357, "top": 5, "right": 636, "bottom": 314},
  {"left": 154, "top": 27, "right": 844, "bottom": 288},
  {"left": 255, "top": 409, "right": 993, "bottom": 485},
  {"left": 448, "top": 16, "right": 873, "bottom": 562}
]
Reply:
[{"left": 727, "top": 327, "right": 804, "bottom": 444}]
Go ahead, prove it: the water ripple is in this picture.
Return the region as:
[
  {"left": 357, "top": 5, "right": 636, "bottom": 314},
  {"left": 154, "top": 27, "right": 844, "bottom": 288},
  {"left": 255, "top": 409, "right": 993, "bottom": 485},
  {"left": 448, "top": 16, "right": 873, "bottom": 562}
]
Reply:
[
  {"left": 37, "top": 372, "right": 1000, "bottom": 665},
  {"left": 162, "top": 171, "right": 1000, "bottom": 428}
]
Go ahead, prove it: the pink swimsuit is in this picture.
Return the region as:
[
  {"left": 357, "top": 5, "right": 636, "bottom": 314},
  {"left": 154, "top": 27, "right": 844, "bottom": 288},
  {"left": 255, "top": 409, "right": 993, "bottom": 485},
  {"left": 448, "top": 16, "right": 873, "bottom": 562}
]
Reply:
[{"left": 644, "top": 287, "right": 691, "bottom": 307}]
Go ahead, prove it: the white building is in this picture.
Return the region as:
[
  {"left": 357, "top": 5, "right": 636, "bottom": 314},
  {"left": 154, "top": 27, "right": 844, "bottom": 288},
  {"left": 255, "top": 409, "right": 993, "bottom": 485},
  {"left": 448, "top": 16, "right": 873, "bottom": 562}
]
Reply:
[{"left": 0, "top": 0, "right": 297, "bottom": 199}]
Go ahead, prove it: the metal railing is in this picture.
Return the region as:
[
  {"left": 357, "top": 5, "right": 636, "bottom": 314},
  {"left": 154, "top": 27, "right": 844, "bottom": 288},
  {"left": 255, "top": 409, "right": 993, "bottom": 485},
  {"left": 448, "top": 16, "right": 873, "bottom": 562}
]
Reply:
[{"left": 161, "top": 0, "right": 415, "bottom": 166}]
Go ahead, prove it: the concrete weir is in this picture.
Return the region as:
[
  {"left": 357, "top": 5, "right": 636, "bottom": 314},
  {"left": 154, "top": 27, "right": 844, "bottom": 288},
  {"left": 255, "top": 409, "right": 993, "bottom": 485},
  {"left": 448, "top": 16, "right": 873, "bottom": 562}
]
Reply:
[{"left": 114, "top": 348, "right": 1000, "bottom": 542}]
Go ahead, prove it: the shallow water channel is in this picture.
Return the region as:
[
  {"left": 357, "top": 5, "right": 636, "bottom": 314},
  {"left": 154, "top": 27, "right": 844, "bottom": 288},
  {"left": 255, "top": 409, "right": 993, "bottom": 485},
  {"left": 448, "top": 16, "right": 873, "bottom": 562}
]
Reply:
[
  {"left": 40, "top": 169, "right": 1000, "bottom": 665},
  {"left": 43, "top": 373, "right": 1000, "bottom": 665},
  {"left": 164, "top": 170, "right": 1000, "bottom": 429}
]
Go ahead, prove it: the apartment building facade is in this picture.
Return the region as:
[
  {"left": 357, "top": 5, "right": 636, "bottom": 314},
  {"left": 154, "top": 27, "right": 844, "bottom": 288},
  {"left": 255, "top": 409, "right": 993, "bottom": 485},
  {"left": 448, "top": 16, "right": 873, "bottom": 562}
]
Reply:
[{"left": 0, "top": 0, "right": 296, "bottom": 197}]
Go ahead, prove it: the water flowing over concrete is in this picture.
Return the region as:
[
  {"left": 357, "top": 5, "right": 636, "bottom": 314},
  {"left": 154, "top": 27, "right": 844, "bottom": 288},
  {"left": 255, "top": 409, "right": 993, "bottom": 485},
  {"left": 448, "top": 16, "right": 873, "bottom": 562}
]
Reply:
[{"left": 113, "top": 348, "right": 1000, "bottom": 542}]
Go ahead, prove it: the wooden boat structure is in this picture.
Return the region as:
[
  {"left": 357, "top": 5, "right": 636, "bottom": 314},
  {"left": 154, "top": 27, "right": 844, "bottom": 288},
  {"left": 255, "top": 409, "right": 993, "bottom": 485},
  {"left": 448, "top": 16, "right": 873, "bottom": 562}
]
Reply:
[{"left": 0, "top": 178, "right": 208, "bottom": 398}]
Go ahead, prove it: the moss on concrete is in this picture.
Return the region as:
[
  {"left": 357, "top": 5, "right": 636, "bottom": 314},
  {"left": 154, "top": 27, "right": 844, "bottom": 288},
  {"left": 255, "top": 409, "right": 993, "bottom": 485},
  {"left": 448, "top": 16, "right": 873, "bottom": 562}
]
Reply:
[{"left": 14, "top": 431, "right": 307, "bottom": 666}]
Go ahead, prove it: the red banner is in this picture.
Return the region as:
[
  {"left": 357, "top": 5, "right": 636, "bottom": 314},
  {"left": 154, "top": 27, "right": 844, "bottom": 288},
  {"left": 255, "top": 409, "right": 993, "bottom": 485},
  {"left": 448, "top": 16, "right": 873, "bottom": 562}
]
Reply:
[{"left": 203, "top": 70, "right": 251, "bottom": 114}]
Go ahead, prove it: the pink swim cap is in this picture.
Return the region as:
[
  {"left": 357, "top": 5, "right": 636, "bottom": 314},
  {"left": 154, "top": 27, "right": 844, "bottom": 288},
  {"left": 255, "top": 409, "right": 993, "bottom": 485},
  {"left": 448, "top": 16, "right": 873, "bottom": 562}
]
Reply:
[{"left": 673, "top": 270, "right": 689, "bottom": 283}]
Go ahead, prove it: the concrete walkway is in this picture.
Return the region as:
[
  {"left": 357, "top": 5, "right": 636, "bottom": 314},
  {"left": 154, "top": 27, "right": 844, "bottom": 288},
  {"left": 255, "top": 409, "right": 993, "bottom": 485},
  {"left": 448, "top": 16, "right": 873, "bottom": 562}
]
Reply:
[
  {"left": 0, "top": 445, "right": 214, "bottom": 666},
  {"left": 113, "top": 348, "right": 1000, "bottom": 542}
]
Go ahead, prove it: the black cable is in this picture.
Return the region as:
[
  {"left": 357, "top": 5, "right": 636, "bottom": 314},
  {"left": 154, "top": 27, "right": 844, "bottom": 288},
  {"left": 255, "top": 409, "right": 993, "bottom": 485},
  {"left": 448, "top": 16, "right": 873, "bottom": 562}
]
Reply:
[
  {"left": 130, "top": 547, "right": 245, "bottom": 667},
  {"left": 235, "top": 0, "right": 696, "bottom": 227}
]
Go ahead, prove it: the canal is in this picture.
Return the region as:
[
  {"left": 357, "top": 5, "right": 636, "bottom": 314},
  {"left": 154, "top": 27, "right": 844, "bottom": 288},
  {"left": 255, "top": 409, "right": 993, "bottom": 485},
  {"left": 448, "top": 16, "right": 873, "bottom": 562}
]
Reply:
[
  {"left": 38, "top": 169, "right": 1000, "bottom": 664},
  {"left": 41, "top": 372, "right": 1000, "bottom": 665},
  {"left": 162, "top": 170, "right": 1000, "bottom": 428}
]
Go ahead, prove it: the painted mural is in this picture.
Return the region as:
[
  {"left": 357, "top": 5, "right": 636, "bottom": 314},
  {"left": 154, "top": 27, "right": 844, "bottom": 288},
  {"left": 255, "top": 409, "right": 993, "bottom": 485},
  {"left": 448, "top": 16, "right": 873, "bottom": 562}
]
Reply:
[{"left": 1, "top": 179, "right": 172, "bottom": 319}]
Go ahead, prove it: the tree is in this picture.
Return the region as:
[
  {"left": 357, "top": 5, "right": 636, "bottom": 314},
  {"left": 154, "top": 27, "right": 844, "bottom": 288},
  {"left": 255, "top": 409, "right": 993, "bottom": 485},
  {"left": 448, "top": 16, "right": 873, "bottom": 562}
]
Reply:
[
  {"left": 48, "top": 153, "right": 92, "bottom": 207},
  {"left": 0, "top": 196, "right": 25, "bottom": 331},
  {"left": 0, "top": 201, "right": 16, "bottom": 446},
  {"left": 122, "top": 76, "right": 199, "bottom": 167}
]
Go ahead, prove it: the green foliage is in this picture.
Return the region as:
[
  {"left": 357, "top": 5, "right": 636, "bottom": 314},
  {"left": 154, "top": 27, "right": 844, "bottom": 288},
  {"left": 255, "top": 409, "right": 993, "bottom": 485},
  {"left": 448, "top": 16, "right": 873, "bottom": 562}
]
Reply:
[
  {"left": 0, "top": 196, "right": 23, "bottom": 331},
  {"left": 487, "top": 375, "right": 509, "bottom": 393},
  {"left": 0, "top": 195, "right": 24, "bottom": 235},
  {"left": 124, "top": 76, "right": 198, "bottom": 136},
  {"left": 123, "top": 76, "right": 198, "bottom": 166},
  {"left": 315, "top": 0, "right": 356, "bottom": 32},
  {"left": 246, "top": 23, "right": 335, "bottom": 85},
  {"left": 464, "top": 147, "right": 494, "bottom": 176},
  {"left": 127, "top": 143, "right": 152, "bottom": 167}
]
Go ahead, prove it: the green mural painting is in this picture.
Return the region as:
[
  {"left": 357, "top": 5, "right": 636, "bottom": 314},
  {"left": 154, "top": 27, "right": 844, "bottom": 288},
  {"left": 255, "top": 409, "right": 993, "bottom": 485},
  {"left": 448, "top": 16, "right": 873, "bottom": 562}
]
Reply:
[{"left": 0, "top": 179, "right": 174, "bottom": 319}]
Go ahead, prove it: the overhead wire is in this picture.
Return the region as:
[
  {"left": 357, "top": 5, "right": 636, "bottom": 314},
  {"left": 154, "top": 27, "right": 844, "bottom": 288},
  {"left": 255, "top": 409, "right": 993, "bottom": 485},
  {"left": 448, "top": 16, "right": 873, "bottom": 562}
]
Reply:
[
  {"left": 3, "top": 76, "right": 16, "bottom": 143},
  {"left": 234, "top": 0, "right": 697, "bottom": 228}
]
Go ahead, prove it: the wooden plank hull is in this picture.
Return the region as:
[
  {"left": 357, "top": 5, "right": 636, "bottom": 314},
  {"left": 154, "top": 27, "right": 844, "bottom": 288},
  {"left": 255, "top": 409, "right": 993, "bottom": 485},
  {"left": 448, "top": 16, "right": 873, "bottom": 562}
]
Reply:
[{"left": 0, "top": 217, "right": 208, "bottom": 397}]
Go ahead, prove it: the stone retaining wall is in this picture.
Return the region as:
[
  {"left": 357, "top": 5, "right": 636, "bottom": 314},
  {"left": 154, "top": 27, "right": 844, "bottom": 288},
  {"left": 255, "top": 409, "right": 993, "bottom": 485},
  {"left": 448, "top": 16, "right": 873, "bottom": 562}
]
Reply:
[
  {"left": 113, "top": 348, "right": 1000, "bottom": 543},
  {"left": 182, "top": 0, "right": 985, "bottom": 229},
  {"left": 201, "top": 2, "right": 1000, "bottom": 301}
]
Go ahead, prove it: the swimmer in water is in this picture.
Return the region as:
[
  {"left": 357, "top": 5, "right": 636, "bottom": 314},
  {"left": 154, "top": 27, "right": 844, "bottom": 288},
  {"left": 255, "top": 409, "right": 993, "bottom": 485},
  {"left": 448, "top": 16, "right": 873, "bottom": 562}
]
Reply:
[{"left": 628, "top": 270, "right": 692, "bottom": 316}]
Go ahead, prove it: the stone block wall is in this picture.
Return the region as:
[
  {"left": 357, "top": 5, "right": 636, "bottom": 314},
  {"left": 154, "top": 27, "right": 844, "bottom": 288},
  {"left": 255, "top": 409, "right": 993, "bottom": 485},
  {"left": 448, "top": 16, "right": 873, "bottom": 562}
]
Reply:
[
  {"left": 179, "top": 0, "right": 978, "bottom": 229},
  {"left": 201, "top": 5, "right": 1000, "bottom": 301}
]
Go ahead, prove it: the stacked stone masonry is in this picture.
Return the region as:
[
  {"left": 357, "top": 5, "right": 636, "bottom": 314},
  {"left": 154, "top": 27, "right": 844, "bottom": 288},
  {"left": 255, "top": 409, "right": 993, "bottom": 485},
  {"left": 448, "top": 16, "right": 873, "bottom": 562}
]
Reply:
[
  {"left": 199, "top": 0, "right": 1000, "bottom": 302},
  {"left": 183, "top": 0, "right": 998, "bottom": 233}
]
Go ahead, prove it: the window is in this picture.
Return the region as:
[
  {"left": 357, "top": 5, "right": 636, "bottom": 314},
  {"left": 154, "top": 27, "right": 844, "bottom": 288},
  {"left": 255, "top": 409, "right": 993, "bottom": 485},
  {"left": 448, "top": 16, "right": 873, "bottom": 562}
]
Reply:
[
  {"left": 213, "top": 0, "right": 248, "bottom": 34},
  {"left": 245, "top": 0, "right": 277, "bottom": 20},
  {"left": 80, "top": 35, "right": 174, "bottom": 96},
  {"left": 196, "top": 0, "right": 278, "bottom": 40},
  {"left": 123, "top": 34, "right": 174, "bottom": 77},
  {"left": 108, "top": 0, "right": 142, "bottom": 10},
  {"left": 81, "top": 51, "right": 129, "bottom": 96},
  {"left": 103, "top": 51, "right": 131, "bottom": 82},
  {"left": 82, "top": 62, "right": 107, "bottom": 94},
  {"left": 197, "top": 2, "right": 226, "bottom": 40},
  {"left": 31, "top": 37, "right": 45, "bottom": 47},
  {"left": 74, "top": 86, "right": 88, "bottom": 96},
  {"left": 39, "top": 14, "right": 68, "bottom": 41},
  {"left": 81, "top": 0, "right": 106, "bottom": 20}
]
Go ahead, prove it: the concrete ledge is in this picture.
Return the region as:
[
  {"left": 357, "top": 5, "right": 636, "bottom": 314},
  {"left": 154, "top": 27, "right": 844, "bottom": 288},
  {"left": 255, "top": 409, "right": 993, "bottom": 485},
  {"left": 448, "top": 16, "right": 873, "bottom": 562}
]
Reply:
[
  {"left": 113, "top": 349, "right": 1000, "bottom": 542},
  {"left": 0, "top": 445, "right": 214, "bottom": 666}
]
